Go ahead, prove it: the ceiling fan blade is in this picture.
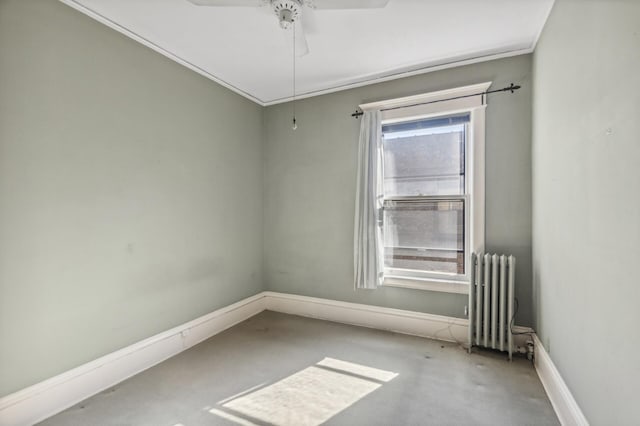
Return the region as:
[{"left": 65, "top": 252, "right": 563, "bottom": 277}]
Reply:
[
  {"left": 301, "top": 6, "right": 318, "bottom": 34},
  {"left": 295, "top": 22, "right": 309, "bottom": 56},
  {"left": 281, "top": 22, "right": 309, "bottom": 56},
  {"left": 187, "top": 0, "right": 265, "bottom": 6},
  {"left": 310, "top": 0, "right": 389, "bottom": 9}
]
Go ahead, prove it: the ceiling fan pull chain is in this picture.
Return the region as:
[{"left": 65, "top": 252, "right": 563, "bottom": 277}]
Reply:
[{"left": 292, "top": 20, "right": 297, "bottom": 130}]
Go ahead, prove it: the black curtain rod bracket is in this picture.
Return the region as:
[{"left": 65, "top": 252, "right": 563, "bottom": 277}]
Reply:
[{"left": 351, "top": 83, "right": 521, "bottom": 118}]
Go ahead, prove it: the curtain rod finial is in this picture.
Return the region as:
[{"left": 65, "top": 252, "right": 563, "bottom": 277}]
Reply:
[{"left": 508, "top": 83, "right": 521, "bottom": 93}]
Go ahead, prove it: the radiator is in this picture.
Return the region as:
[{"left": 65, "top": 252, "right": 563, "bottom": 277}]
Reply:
[{"left": 468, "top": 253, "right": 516, "bottom": 360}]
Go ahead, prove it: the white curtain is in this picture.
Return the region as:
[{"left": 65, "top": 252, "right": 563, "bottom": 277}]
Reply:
[{"left": 354, "top": 110, "right": 384, "bottom": 289}]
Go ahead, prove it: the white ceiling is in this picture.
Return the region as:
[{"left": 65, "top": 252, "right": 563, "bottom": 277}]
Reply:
[{"left": 61, "top": 0, "right": 554, "bottom": 105}]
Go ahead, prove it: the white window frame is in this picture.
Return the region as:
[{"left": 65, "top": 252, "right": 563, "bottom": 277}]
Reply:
[{"left": 359, "top": 82, "right": 489, "bottom": 294}]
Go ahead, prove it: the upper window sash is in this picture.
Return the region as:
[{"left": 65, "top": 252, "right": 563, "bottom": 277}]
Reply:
[{"left": 382, "top": 117, "right": 468, "bottom": 199}]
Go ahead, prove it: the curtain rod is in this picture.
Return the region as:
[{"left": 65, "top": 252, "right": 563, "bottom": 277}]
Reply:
[{"left": 350, "top": 83, "right": 521, "bottom": 118}]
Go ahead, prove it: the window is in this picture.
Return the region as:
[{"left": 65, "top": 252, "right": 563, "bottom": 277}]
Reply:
[
  {"left": 382, "top": 114, "right": 469, "bottom": 282},
  {"left": 360, "top": 83, "right": 488, "bottom": 292}
]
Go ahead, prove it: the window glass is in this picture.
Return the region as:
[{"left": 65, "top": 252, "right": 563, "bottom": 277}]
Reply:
[
  {"left": 382, "top": 115, "right": 468, "bottom": 197},
  {"left": 383, "top": 199, "right": 465, "bottom": 274}
]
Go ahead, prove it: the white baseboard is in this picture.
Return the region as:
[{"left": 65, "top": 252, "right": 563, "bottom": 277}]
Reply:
[
  {"left": 0, "top": 293, "right": 266, "bottom": 426},
  {"left": 0, "top": 290, "right": 540, "bottom": 425},
  {"left": 533, "top": 334, "right": 589, "bottom": 426},
  {"left": 264, "top": 291, "right": 470, "bottom": 343},
  {"left": 263, "top": 291, "right": 534, "bottom": 349}
]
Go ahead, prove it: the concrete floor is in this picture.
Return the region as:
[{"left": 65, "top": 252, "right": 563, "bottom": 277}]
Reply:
[{"left": 41, "top": 311, "right": 559, "bottom": 426}]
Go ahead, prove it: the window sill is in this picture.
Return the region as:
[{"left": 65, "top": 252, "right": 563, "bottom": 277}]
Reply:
[{"left": 382, "top": 275, "right": 469, "bottom": 294}]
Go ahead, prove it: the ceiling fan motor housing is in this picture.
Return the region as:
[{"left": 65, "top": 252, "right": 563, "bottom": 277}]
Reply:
[{"left": 272, "top": 0, "right": 302, "bottom": 29}]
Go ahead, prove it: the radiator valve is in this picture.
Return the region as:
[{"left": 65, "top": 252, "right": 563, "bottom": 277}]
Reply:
[{"left": 526, "top": 340, "right": 534, "bottom": 361}]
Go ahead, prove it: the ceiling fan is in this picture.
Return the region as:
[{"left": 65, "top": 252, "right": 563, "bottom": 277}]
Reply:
[{"left": 187, "top": 0, "right": 390, "bottom": 56}]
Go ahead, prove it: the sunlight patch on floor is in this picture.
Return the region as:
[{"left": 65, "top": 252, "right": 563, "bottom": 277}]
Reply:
[{"left": 210, "top": 357, "right": 397, "bottom": 426}]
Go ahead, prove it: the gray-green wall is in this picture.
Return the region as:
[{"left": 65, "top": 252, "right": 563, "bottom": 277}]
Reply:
[
  {"left": 532, "top": 0, "right": 639, "bottom": 424},
  {"left": 0, "top": 0, "right": 562, "bottom": 403},
  {"left": 0, "top": 0, "right": 263, "bottom": 396},
  {"left": 264, "top": 55, "right": 534, "bottom": 324}
]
